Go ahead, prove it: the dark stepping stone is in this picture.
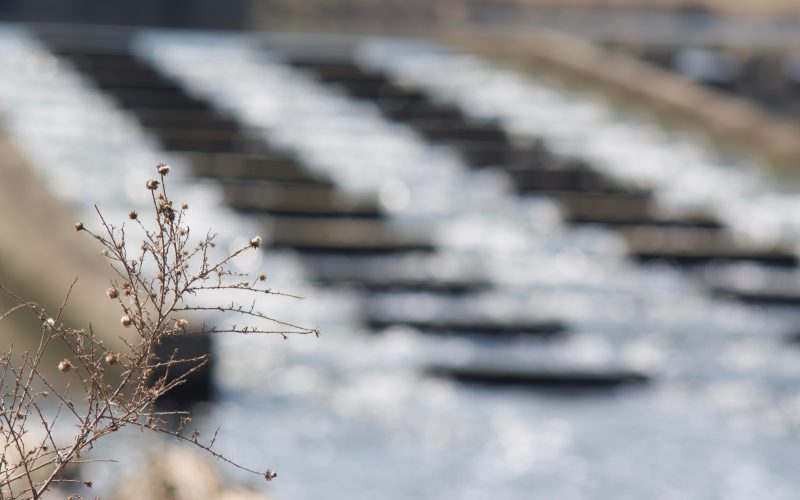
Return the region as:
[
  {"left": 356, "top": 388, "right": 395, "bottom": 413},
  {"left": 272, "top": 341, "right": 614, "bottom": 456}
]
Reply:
[
  {"left": 299, "top": 254, "right": 491, "bottom": 293},
  {"left": 290, "top": 60, "right": 377, "bottom": 79},
  {"left": 107, "top": 91, "right": 211, "bottom": 112},
  {"left": 262, "top": 217, "right": 433, "bottom": 254},
  {"left": 83, "top": 71, "right": 176, "bottom": 90},
  {"left": 381, "top": 102, "right": 466, "bottom": 122},
  {"left": 315, "top": 277, "right": 491, "bottom": 294},
  {"left": 509, "top": 167, "right": 632, "bottom": 194},
  {"left": 623, "top": 227, "right": 798, "bottom": 267},
  {"left": 556, "top": 192, "right": 720, "bottom": 228},
  {"left": 438, "top": 140, "right": 516, "bottom": 166},
  {"left": 145, "top": 127, "right": 246, "bottom": 143},
  {"left": 151, "top": 333, "right": 213, "bottom": 405},
  {"left": 428, "top": 365, "right": 650, "bottom": 390},
  {"left": 711, "top": 285, "right": 800, "bottom": 306},
  {"left": 187, "top": 153, "right": 332, "bottom": 185},
  {"left": 408, "top": 119, "right": 509, "bottom": 143},
  {"left": 135, "top": 112, "right": 241, "bottom": 133},
  {"left": 366, "top": 316, "right": 566, "bottom": 339},
  {"left": 222, "top": 182, "right": 382, "bottom": 218},
  {"left": 156, "top": 134, "right": 266, "bottom": 154}
]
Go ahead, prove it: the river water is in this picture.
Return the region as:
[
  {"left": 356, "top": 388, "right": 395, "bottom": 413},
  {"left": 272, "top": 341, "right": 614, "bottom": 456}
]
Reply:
[{"left": 2, "top": 26, "right": 800, "bottom": 499}]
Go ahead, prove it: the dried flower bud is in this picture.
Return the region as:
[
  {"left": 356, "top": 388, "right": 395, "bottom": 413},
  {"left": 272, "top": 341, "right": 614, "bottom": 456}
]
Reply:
[
  {"left": 146, "top": 179, "right": 159, "bottom": 190},
  {"left": 157, "top": 163, "right": 171, "bottom": 175},
  {"left": 159, "top": 201, "right": 175, "bottom": 221},
  {"left": 106, "top": 287, "right": 119, "bottom": 299},
  {"left": 105, "top": 352, "right": 120, "bottom": 365},
  {"left": 264, "top": 469, "right": 278, "bottom": 481},
  {"left": 58, "top": 358, "right": 73, "bottom": 373},
  {"left": 128, "top": 210, "right": 138, "bottom": 220},
  {"left": 258, "top": 273, "right": 267, "bottom": 282},
  {"left": 75, "top": 222, "right": 84, "bottom": 231},
  {"left": 250, "top": 236, "right": 262, "bottom": 248},
  {"left": 181, "top": 203, "right": 189, "bottom": 210},
  {"left": 175, "top": 318, "right": 189, "bottom": 332},
  {"left": 120, "top": 315, "right": 132, "bottom": 328}
]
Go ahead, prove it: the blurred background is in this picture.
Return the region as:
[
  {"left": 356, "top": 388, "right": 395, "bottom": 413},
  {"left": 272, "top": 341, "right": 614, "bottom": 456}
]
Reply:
[{"left": 4, "top": 1, "right": 800, "bottom": 499}]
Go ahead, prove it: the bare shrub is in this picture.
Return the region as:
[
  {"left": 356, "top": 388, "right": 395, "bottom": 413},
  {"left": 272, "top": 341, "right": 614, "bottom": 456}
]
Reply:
[{"left": 0, "top": 164, "right": 318, "bottom": 498}]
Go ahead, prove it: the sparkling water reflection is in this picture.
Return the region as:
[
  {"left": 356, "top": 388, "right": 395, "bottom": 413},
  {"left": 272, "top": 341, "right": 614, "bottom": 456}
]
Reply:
[{"left": 2, "top": 25, "right": 800, "bottom": 499}]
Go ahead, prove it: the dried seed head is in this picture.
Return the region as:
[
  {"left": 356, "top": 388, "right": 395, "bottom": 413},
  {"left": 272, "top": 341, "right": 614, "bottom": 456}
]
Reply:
[
  {"left": 75, "top": 222, "right": 84, "bottom": 231},
  {"left": 159, "top": 201, "right": 175, "bottom": 221},
  {"left": 44, "top": 317, "right": 55, "bottom": 329},
  {"left": 105, "top": 352, "right": 120, "bottom": 365},
  {"left": 181, "top": 203, "right": 189, "bottom": 210},
  {"left": 250, "top": 236, "right": 262, "bottom": 248},
  {"left": 264, "top": 469, "right": 278, "bottom": 481},
  {"left": 258, "top": 273, "right": 267, "bottom": 282},
  {"left": 120, "top": 315, "right": 132, "bottom": 328},
  {"left": 175, "top": 318, "right": 189, "bottom": 332},
  {"left": 157, "top": 163, "right": 171, "bottom": 175},
  {"left": 128, "top": 210, "right": 138, "bottom": 220},
  {"left": 58, "top": 358, "right": 73, "bottom": 373},
  {"left": 106, "top": 287, "right": 119, "bottom": 299},
  {"left": 146, "top": 179, "right": 160, "bottom": 190}
]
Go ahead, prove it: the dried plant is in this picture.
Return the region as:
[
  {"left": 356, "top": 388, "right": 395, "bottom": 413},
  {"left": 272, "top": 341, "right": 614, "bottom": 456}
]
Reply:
[{"left": 0, "top": 164, "right": 318, "bottom": 499}]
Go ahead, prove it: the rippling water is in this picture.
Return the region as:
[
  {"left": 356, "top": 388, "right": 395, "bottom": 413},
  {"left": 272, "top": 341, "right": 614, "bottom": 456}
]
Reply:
[{"left": 3, "top": 26, "right": 800, "bottom": 499}]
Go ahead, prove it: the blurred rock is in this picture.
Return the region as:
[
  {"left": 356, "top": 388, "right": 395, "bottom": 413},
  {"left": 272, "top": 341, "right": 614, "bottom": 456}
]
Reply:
[{"left": 113, "top": 446, "right": 271, "bottom": 500}]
